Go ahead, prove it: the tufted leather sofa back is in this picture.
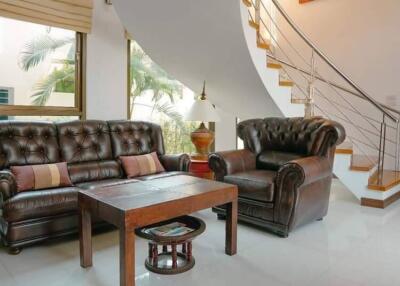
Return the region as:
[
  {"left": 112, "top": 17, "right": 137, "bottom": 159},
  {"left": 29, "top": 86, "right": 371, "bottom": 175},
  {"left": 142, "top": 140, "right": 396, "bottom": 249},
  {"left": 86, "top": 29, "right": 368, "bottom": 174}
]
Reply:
[
  {"left": 56, "top": 120, "right": 120, "bottom": 183},
  {"left": 0, "top": 121, "right": 60, "bottom": 169},
  {"left": 0, "top": 120, "right": 170, "bottom": 184},
  {"left": 108, "top": 120, "right": 165, "bottom": 157},
  {"left": 238, "top": 117, "right": 344, "bottom": 156}
]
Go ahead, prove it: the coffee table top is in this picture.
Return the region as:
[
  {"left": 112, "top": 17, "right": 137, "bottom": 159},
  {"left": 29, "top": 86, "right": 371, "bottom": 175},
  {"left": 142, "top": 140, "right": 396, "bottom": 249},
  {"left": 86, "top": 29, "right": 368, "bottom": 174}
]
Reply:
[{"left": 78, "top": 175, "right": 237, "bottom": 227}]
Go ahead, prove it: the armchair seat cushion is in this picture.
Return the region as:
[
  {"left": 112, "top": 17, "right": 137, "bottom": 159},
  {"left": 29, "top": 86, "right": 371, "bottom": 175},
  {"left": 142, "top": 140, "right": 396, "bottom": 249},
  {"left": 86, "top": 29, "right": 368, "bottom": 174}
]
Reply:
[
  {"left": 77, "top": 178, "right": 140, "bottom": 190},
  {"left": 224, "top": 170, "right": 276, "bottom": 203},
  {"left": 3, "top": 187, "right": 79, "bottom": 222},
  {"left": 257, "top": 150, "right": 305, "bottom": 171}
]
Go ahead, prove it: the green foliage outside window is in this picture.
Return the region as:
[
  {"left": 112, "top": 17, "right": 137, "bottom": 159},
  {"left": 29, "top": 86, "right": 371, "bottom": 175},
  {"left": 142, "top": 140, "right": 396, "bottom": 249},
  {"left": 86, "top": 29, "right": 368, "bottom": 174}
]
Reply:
[{"left": 129, "top": 42, "right": 197, "bottom": 154}]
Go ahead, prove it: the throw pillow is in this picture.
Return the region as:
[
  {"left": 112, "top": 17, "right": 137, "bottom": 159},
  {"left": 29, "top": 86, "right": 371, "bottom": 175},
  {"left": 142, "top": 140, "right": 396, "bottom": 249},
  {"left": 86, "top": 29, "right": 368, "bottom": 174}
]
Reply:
[
  {"left": 120, "top": 152, "right": 165, "bottom": 178},
  {"left": 11, "top": 162, "right": 73, "bottom": 192}
]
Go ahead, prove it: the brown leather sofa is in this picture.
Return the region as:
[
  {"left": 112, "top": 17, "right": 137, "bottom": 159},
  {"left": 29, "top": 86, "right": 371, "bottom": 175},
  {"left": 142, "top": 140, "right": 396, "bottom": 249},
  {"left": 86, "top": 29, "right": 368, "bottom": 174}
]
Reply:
[
  {"left": 0, "top": 120, "right": 190, "bottom": 254},
  {"left": 209, "top": 117, "right": 345, "bottom": 237}
]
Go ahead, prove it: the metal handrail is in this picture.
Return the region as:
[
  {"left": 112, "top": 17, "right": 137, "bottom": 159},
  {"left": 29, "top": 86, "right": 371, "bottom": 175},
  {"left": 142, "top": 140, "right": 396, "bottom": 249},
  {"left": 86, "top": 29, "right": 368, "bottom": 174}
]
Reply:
[
  {"left": 269, "top": 0, "right": 397, "bottom": 123},
  {"left": 266, "top": 54, "right": 400, "bottom": 117}
]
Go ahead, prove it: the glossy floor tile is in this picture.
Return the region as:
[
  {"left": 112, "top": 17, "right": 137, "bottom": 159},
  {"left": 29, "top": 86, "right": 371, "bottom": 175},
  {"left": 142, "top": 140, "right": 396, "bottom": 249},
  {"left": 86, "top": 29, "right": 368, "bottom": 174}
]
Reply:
[{"left": 1, "top": 179, "right": 400, "bottom": 286}]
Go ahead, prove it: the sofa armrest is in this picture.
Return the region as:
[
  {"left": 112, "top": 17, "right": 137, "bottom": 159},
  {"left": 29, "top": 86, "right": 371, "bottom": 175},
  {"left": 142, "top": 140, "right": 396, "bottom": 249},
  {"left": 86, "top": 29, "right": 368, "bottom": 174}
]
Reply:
[
  {"left": 274, "top": 156, "right": 333, "bottom": 230},
  {"left": 0, "top": 170, "right": 17, "bottom": 207},
  {"left": 159, "top": 154, "right": 191, "bottom": 172},
  {"left": 208, "top": 149, "right": 256, "bottom": 181}
]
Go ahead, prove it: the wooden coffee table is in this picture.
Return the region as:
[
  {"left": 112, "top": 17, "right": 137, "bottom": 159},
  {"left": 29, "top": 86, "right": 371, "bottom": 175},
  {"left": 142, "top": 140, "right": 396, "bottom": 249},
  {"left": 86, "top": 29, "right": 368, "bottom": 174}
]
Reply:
[{"left": 78, "top": 175, "right": 238, "bottom": 286}]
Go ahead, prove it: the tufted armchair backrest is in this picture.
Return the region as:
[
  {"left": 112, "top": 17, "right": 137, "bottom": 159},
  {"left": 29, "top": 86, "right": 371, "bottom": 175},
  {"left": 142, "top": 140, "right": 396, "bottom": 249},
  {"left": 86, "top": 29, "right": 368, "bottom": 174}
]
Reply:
[
  {"left": 238, "top": 117, "right": 345, "bottom": 157},
  {"left": 0, "top": 121, "right": 60, "bottom": 169},
  {"left": 108, "top": 120, "right": 165, "bottom": 158}
]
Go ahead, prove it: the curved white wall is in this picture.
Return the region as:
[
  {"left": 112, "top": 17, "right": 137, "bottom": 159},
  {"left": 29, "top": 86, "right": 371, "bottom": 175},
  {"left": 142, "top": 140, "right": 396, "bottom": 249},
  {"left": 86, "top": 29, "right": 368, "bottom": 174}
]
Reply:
[{"left": 112, "top": 0, "right": 283, "bottom": 150}]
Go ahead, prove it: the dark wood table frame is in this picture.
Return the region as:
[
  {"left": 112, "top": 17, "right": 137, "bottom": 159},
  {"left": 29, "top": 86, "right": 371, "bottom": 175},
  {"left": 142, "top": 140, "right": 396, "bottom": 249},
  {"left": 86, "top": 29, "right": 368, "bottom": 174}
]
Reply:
[{"left": 78, "top": 175, "right": 238, "bottom": 286}]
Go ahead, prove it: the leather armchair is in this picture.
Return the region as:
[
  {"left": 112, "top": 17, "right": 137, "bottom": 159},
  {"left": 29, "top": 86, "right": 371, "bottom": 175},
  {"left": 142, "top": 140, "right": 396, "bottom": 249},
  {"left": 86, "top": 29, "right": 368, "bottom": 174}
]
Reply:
[{"left": 209, "top": 117, "right": 345, "bottom": 237}]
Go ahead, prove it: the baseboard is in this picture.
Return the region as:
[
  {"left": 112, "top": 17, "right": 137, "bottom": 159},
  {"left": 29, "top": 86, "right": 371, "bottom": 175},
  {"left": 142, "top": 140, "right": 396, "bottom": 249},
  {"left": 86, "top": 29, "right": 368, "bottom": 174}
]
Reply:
[{"left": 361, "top": 191, "right": 400, "bottom": 209}]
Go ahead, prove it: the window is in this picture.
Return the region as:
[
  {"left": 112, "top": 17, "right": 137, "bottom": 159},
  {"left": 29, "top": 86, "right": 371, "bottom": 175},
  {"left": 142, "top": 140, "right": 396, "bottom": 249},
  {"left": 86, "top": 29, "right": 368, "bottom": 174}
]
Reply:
[
  {"left": 0, "top": 87, "right": 13, "bottom": 120},
  {"left": 0, "top": 16, "right": 85, "bottom": 118},
  {"left": 237, "top": 117, "right": 244, "bottom": 149},
  {"left": 128, "top": 41, "right": 198, "bottom": 154}
]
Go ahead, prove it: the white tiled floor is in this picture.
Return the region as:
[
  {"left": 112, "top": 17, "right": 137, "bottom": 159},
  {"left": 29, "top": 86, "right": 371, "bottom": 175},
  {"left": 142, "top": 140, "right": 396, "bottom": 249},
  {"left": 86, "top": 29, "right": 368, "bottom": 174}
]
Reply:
[{"left": 1, "top": 179, "right": 400, "bottom": 286}]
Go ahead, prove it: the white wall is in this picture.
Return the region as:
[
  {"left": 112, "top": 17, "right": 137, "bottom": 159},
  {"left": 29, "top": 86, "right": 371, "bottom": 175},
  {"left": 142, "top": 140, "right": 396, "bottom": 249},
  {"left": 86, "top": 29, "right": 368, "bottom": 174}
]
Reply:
[
  {"left": 277, "top": 0, "right": 400, "bottom": 108},
  {"left": 86, "top": 1, "right": 127, "bottom": 120}
]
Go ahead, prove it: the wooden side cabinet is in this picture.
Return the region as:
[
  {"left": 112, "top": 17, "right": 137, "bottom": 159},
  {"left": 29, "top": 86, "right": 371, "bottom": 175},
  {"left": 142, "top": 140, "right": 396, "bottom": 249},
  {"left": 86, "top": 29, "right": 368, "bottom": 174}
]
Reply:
[{"left": 189, "top": 159, "right": 214, "bottom": 180}]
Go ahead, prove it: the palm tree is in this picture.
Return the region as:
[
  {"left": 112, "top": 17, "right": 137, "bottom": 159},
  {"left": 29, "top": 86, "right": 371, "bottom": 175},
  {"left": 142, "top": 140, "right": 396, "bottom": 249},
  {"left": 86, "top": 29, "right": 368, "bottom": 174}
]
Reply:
[
  {"left": 18, "top": 33, "right": 75, "bottom": 106},
  {"left": 129, "top": 42, "right": 183, "bottom": 123}
]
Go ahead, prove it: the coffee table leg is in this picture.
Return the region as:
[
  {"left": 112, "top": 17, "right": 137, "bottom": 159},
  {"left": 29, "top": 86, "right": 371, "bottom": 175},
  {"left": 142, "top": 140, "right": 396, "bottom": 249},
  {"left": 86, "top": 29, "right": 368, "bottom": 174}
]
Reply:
[
  {"left": 225, "top": 200, "right": 238, "bottom": 255},
  {"left": 120, "top": 228, "right": 135, "bottom": 286},
  {"left": 79, "top": 207, "right": 92, "bottom": 268}
]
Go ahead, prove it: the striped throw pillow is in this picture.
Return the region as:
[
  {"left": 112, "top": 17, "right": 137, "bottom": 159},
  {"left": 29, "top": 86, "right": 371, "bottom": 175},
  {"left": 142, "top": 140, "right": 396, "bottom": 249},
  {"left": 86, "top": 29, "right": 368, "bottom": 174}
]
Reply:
[
  {"left": 11, "top": 162, "right": 73, "bottom": 193},
  {"left": 120, "top": 152, "right": 165, "bottom": 178}
]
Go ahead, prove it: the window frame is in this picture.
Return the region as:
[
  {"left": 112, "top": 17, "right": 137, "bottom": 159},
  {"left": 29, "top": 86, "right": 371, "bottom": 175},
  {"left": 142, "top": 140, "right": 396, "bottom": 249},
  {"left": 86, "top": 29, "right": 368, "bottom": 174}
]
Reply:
[
  {"left": 0, "top": 31, "right": 86, "bottom": 119},
  {"left": 127, "top": 39, "right": 132, "bottom": 119}
]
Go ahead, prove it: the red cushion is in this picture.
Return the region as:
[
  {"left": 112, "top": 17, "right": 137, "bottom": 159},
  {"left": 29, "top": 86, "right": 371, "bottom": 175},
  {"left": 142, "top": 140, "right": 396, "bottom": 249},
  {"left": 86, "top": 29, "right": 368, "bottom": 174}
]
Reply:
[
  {"left": 11, "top": 162, "right": 73, "bottom": 193},
  {"left": 120, "top": 152, "right": 165, "bottom": 178}
]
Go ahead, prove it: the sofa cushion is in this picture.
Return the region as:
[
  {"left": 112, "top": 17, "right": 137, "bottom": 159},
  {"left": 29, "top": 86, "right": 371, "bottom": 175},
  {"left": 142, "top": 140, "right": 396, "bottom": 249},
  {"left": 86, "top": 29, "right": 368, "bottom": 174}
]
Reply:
[
  {"left": 224, "top": 170, "right": 276, "bottom": 203},
  {"left": 135, "top": 171, "right": 187, "bottom": 181},
  {"left": 120, "top": 152, "right": 165, "bottom": 178},
  {"left": 77, "top": 178, "right": 140, "bottom": 190},
  {"left": 11, "top": 162, "right": 72, "bottom": 192},
  {"left": 3, "top": 187, "right": 78, "bottom": 222},
  {"left": 0, "top": 121, "right": 60, "bottom": 169},
  {"left": 67, "top": 160, "right": 122, "bottom": 184},
  {"left": 257, "top": 150, "right": 305, "bottom": 171},
  {"left": 57, "top": 120, "right": 112, "bottom": 163},
  {"left": 108, "top": 121, "right": 165, "bottom": 158}
]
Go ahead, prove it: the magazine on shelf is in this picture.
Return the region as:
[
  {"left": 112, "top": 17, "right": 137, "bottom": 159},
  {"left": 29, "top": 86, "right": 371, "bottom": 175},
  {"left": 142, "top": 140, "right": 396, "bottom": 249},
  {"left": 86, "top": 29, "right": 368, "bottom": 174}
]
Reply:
[{"left": 144, "top": 222, "right": 194, "bottom": 237}]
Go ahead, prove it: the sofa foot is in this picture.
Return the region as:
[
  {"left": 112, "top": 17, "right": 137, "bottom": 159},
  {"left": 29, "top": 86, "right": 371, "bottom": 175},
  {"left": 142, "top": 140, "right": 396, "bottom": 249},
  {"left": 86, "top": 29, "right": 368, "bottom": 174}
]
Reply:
[
  {"left": 8, "top": 247, "right": 22, "bottom": 255},
  {"left": 217, "top": 214, "right": 226, "bottom": 220},
  {"left": 317, "top": 218, "right": 323, "bottom": 221},
  {"left": 277, "top": 231, "right": 289, "bottom": 238}
]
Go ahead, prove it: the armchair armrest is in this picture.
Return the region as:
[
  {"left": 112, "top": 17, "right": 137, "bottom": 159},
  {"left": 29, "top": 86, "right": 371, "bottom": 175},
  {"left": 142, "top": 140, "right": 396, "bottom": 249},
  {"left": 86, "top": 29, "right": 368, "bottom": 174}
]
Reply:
[
  {"left": 208, "top": 149, "right": 256, "bottom": 181},
  {"left": 277, "top": 156, "right": 333, "bottom": 188},
  {"left": 274, "top": 156, "right": 333, "bottom": 232},
  {"left": 0, "top": 170, "right": 17, "bottom": 207},
  {"left": 159, "top": 154, "right": 191, "bottom": 172}
]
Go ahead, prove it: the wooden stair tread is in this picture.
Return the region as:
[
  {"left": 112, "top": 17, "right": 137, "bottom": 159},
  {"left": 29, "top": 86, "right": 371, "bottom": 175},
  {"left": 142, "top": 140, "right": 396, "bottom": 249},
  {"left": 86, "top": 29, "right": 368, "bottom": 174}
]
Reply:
[
  {"left": 242, "top": 0, "right": 252, "bottom": 7},
  {"left": 257, "top": 41, "right": 270, "bottom": 50},
  {"left": 335, "top": 142, "right": 353, "bottom": 154},
  {"left": 267, "top": 61, "right": 282, "bottom": 69},
  {"left": 248, "top": 20, "right": 259, "bottom": 29},
  {"left": 279, "top": 80, "right": 294, "bottom": 87},
  {"left": 291, "top": 98, "right": 307, "bottom": 104},
  {"left": 368, "top": 170, "right": 400, "bottom": 191},
  {"left": 350, "top": 155, "right": 377, "bottom": 171}
]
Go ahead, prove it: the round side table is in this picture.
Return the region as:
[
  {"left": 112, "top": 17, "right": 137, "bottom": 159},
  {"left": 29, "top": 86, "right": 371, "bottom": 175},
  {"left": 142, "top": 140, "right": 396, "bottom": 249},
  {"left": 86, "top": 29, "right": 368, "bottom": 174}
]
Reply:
[{"left": 135, "top": 216, "right": 206, "bottom": 275}]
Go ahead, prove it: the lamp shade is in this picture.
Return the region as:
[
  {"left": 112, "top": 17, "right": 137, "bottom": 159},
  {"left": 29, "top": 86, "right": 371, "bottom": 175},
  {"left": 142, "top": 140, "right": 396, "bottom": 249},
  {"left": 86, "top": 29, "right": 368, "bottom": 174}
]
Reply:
[{"left": 184, "top": 99, "right": 220, "bottom": 122}]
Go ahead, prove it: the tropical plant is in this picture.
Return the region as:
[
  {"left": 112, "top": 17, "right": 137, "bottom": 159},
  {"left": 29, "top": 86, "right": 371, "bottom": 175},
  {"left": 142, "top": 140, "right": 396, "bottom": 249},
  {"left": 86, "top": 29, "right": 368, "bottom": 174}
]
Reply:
[
  {"left": 18, "top": 33, "right": 75, "bottom": 106},
  {"left": 129, "top": 42, "right": 183, "bottom": 120},
  {"left": 129, "top": 42, "right": 197, "bottom": 154}
]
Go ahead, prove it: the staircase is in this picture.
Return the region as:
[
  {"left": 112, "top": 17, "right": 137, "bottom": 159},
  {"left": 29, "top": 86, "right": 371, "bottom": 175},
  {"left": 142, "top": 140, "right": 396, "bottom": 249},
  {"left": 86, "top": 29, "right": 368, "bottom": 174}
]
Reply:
[{"left": 242, "top": 0, "right": 400, "bottom": 208}]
